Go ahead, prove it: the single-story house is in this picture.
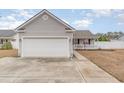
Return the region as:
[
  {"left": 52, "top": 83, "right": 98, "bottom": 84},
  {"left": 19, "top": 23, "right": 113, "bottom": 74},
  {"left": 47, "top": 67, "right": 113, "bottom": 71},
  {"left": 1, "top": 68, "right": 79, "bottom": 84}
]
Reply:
[
  {"left": 73, "top": 30, "right": 96, "bottom": 49},
  {"left": 15, "top": 9, "right": 75, "bottom": 58},
  {"left": 0, "top": 9, "right": 96, "bottom": 58},
  {"left": 0, "top": 30, "right": 15, "bottom": 48}
]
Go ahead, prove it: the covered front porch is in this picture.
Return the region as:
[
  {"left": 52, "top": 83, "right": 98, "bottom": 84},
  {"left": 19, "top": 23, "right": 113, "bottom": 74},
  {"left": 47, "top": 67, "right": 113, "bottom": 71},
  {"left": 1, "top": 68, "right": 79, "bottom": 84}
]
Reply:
[
  {"left": 73, "top": 30, "right": 97, "bottom": 49},
  {"left": 73, "top": 38, "right": 97, "bottom": 49}
]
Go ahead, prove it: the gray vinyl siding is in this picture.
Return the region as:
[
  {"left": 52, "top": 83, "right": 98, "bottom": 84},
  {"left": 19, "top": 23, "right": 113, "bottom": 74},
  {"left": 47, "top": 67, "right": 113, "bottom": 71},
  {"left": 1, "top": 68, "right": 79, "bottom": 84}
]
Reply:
[
  {"left": 21, "top": 13, "right": 70, "bottom": 36},
  {"left": 18, "top": 12, "right": 73, "bottom": 57}
]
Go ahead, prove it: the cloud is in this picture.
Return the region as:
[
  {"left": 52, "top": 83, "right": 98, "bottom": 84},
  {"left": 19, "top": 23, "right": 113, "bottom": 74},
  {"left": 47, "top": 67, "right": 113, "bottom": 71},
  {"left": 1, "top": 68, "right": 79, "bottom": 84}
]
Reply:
[
  {"left": 117, "top": 13, "right": 124, "bottom": 22},
  {"left": 79, "top": 10, "right": 87, "bottom": 15},
  {"left": 73, "top": 18, "right": 93, "bottom": 29},
  {"left": 84, "top": 9, "right": 124, "bottom": 26},
  {"left": 0, "top": 12, "right": 25, "bottom": 29},
  {"left": 113, "top": 9, "right": 124, "bottom": 14},
  {"left": 92, "top": 9, "right": 112, "bottom": 17},
  {"left": 12, "top": 9, "right": 35, "bottom": 20},
  {"left": 6, "top": 16, "right": 17, "bottom": 21},
  {"left": 0, "top": 9, "right": 37, "bottom": 29},
  {"left": 84, "top": 9, "right": 112, "bottom": 18},
  {"left": 85, "top": 12, "right": 93, "bottom": 17},
  {"left": 0, "top": 15, "right": 24, "bottom": 29},
  {"left": 117, "top": 13, "right": 124, "bottom": 25},
  {"left": 0, "top": 21, "right": 24, "bottom": 29},
  {"left": 19, "top": 9, "right": 33, "bottom": 19},
  {"left": 118, "top": 23, "right": 124, "bottom": 25},
  {"left": 0, "top": 15, "right": 16, "bottom": 22},
  {"left": 0, "top": 16, "right": 14, "bottom": 29},
  {"left": 71, "top": 9, "right": 75, "bottom": 13},
  {"left": 74, "top": 9, "right": 113, "bottom": 30}
]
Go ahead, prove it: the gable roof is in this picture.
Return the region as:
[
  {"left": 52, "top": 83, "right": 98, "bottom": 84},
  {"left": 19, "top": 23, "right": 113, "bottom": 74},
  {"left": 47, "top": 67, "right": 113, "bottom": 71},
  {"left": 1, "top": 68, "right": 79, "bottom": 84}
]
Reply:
[
  {"left": 0, "top": 30, "right": 16, "bottom": 37},
  {"left": 73, "top": 30, "right": 96, "bottom": 39},
  {"left": 16, "top": 9, "right": 75, "bottom": 31}
]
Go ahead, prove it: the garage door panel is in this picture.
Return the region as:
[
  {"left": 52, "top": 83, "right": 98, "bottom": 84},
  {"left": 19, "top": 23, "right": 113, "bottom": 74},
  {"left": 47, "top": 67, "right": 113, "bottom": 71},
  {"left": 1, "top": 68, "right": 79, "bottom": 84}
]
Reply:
[{"left": 22, "top": 38, "right": 70, "bottom": 57}]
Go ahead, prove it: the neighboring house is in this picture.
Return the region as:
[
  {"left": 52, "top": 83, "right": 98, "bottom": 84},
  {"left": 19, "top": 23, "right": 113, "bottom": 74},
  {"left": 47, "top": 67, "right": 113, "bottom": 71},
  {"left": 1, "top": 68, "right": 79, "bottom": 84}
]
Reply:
[
  {"left": 118, "top": 35, "right": 124, "bottom": 41},
  {"left": 73, "top": 30, "right": 96, "bottom": 49},
  {"left": 0, "top": 30, "right": 16, "bottom": 48},
  {"left": 15, "top": 9, "right": 75, "bottom": 58}
]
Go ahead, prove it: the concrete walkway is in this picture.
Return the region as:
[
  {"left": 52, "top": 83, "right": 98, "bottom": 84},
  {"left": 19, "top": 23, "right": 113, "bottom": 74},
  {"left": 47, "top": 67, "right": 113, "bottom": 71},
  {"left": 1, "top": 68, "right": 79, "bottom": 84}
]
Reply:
[{"left": 74, "top": 51, "right": 120, "bottom": 83}]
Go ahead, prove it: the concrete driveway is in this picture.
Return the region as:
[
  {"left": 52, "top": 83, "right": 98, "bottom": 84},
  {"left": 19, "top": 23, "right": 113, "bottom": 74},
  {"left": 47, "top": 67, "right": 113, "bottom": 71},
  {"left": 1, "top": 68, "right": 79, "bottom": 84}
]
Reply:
[
  {"left": 0, "top": 57, "right": 84, "bottom": 83},
  {"left": 0, "top": 56, "right": 119, "bottom": 83}
]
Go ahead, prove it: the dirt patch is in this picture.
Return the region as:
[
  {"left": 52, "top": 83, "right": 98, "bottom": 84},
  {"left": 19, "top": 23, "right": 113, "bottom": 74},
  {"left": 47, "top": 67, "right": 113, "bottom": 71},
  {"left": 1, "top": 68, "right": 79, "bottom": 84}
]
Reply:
[
  {"left": 78, "top": 49, "right": 124, "bottom": 82},
  {"left": 0, "top": 49, "right": 18, "bottom": 57}
]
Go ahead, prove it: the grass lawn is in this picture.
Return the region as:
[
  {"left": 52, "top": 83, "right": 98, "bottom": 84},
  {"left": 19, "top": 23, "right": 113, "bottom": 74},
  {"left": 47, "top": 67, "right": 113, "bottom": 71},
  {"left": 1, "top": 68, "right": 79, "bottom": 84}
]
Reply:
[
  {"left": 0, "top": 49, "right": 18, "bottom": 57},
  {"left": 78, "top": 49, "right": 124, "bottom": 82}
]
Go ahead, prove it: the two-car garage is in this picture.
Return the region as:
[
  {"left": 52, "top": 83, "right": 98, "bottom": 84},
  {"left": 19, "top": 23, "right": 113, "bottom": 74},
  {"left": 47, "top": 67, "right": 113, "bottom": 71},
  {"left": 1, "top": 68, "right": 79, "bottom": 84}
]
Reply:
[
  {"left": 16, "top": 9, "right": 74, "bottom": 58},
  {"left": 21, "top": 36, "right": 70, "bottom": 58}
]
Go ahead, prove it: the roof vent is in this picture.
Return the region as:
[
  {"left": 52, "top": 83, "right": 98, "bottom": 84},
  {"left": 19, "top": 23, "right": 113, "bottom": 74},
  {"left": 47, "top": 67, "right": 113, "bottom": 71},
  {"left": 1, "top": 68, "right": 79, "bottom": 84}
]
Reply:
[{"left": 42, "top": 15, "right": 48, "bottom": 20}]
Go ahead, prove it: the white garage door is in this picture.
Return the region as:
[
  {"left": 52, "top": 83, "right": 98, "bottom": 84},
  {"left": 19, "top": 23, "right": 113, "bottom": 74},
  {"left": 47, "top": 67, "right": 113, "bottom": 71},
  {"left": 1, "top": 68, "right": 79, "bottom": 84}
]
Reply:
[{"left": 22, "top": 37, "right": 70, "bottom": 57}]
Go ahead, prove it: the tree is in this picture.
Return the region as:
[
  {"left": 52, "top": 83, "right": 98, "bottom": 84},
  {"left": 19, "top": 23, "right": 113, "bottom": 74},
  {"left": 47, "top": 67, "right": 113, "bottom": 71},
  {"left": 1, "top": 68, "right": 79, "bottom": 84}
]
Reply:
[{"left": 98, "top": 35, "right": 109, "bottom": 41}]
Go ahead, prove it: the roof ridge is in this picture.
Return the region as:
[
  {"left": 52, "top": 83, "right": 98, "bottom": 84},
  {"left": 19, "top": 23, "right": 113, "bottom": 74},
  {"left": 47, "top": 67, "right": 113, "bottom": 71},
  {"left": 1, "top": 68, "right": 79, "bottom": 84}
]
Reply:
[{"left": 16, "top": 9, "right": 75, "bottom": 31}]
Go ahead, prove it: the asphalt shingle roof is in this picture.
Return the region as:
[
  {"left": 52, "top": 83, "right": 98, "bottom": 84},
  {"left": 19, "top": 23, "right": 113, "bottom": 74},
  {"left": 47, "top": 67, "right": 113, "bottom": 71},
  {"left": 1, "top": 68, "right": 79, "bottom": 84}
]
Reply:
[
  {"left": 0, "top": 30, "right": 16, "bottom": 37},
  {"left": 73, "top": 30, "right": 95, "bottom": 39}
]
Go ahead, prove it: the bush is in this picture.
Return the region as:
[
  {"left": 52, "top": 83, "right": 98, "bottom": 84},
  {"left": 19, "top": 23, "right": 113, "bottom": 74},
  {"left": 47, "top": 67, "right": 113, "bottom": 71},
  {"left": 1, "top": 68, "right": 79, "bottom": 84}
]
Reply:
[
  {"left": 1, "top": 42, "right": 13, "bottom": 50},
  {"left": 98, "top": 35, "right": 109, "bottom": 41}
]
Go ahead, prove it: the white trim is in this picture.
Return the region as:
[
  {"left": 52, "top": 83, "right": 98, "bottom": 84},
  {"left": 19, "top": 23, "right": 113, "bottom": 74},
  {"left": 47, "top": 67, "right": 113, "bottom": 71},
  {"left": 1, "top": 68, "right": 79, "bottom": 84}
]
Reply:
[
  {"left": 22, "top": 36, "right": 70, "bottom": 39},
  {"left": 67, "top": 37, "right": 70, "bottom": 58},
  {"left": 66, "top": 30, "right": 75, "bottom": 32},
  {"left": 21, "top": 36, "right": 70, "bottom": 57},
  {"left": 16, "top": 9, "right": 75, "bottom": 31},
  {"left": 0, "top": 37, "right": 13, "bottom": 39},
  {"left": 21, "top": 37, "right": 24, "bottom": 57}
]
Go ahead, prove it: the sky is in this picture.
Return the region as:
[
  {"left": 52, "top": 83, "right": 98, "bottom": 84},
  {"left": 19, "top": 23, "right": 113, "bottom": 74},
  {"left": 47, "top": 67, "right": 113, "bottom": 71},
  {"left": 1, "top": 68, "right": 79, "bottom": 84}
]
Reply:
[{"left": 0, "top": 9, "right": 124, "bottom": 34}]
